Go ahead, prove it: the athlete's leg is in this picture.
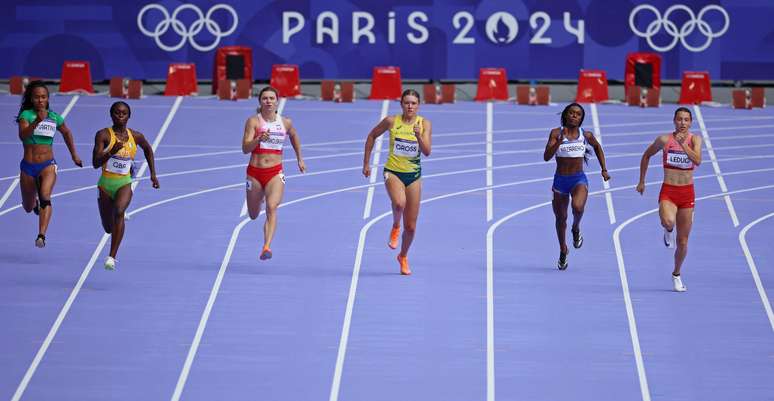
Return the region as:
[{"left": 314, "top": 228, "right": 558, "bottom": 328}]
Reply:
[
  {"left": 673, "top": 208, "right": 694, "bottom": 276},
  {"left": 108, "top": 184, "right": 133, "bottom": 258},
  {"left": 570, "top": 183, "right": 588, "bottom": 247},
  {"left": 36, "top": 165, "right": 57, "bottom": 238},
  {"left": 384, "top": 172, "right": 406, "bottom": 230},
  {"left": 659, "top": 200, "right": 678, "bottom": 248},
  {"left": 399, "top": 179, "right": 422, "bottom": 257},
  {"left": 246, "top": 176, "right": 265, "bottom": 220},
  {"left": 97, "top": 188, "right": 114, "bottom": 234},
  {"left": 552, "top": 191, "right": 570, "bottom": 254},
  {"left": 262, "top": 173, "right": 285, "bottom": 253},
  {"left": 19, "top": 171, "right": 38, "bottom": 213}
]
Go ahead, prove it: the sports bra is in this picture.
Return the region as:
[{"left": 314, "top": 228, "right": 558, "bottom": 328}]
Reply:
[{"left": 252, "top": 114, "right": 287, "bottom": 155}]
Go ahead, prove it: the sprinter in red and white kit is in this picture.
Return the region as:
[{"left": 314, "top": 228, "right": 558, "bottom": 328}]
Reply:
[
  {"left": 636, "top": 107, "right": 703, "bottom": 292},
  {"left": 242, "top": 86, "right": 306, "bottom": 260}
]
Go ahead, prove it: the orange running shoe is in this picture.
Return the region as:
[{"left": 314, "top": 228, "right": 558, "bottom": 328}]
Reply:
[
  {"left": 397, "top": 254, "right": 411, "bottom": 275},
  {"left": 388, "top": 226, "right": 400, "bottom": 249},
  {"left": 260, "top": 247, "right": 272, "bottom": 260}
]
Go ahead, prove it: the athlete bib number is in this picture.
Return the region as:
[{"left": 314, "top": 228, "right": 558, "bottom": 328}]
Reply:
[
  {"left": 666, "top": 150, "right": 692, "bottom": 169},
  {"left": 106, "top": 156, "right": 132, "bottom": 175},
  {"left": 259, "top": 130, "right": 286, "bottom": 151},
  {"left": 33, "top": 119, "right": 57, "bottom": 138},
  {"left": 393, "top": 137, "right": 419, "bottom": 158}
]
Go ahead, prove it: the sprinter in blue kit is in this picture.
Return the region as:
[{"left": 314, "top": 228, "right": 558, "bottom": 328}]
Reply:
[{"left": 543, "top": 103, "right": 610, "bottom": 270}]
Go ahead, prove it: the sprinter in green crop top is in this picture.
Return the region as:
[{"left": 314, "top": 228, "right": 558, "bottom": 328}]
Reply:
[{"left": 16, "top": 81, "right": 82, "bottom": 248}]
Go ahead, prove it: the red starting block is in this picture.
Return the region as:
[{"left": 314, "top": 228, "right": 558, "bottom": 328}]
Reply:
[
  {"left": 679, "top": 71, "right": 712, "bottom": 104},
  {"left": 441, "top": 84, "right": 455, "bottom": 103},
  {"left": 338, "top": 82, "right": 355, "bottom": 102},
  {"left": 321, "top": 80, "right": 335, "bottom": 101},
  {"left": 212, "top": 46, "right": 252, "bottom": 95},
  {"left": 270, "top": 64, "right": 301, "bottom": 97},
  {"left": 164, "top": 63, "right": 198, "bottom": 96},
  {"left": 217, "top": 79, "right": 252, "bottom": 100},
  {"left": 516, "top": 85, "right": 550, "bottom": 105},
  {"left": 9, "top": 76, "right": 42, "bottom": 95},
  {"left": 475, "top": 68, "right": 508, "bottom": 101},
  {"left": 59, "top": 61, "right": 94, "bottom": 93},
  {"left": 423, "top": 83, "right": 440, "bottom": 104},
  {"left": 369, "top": 66, "right": 402, "bottom": 100},
  {"left": 751, "top": 87, "right": 766, "bottom": 108},
  {"left": 127, "top": 80, "right": 142, "bottom": 99},
  {"left": 732, "top": 89, "right": 752, "bottom": 109},
  {"left": 576, "top": 70, "right": 608, "bottom": 103}
]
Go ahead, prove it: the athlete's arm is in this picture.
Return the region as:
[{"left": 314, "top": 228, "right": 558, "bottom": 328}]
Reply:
[
  {"left": 543, "top": 128, "right": 561, "bottom": 161},
  {"left": 58, "top": 122, "right": 82, "bottom": 167},
  {"left": 415, "top": 119, "right": 432, "bottom": 156},
  {"left": 585, "top": 131, "right": 609, "bottom": 181},
  {"left": 17, "top": 109, "right": 50, "bottom": 141},
  {"left": 241, "top": 116, "right": 261, "bottom": 154},
  {"left": 362, "top": 116, "right": 393, "bottom": 178},
  {"left": 636, "top": 135, "right": 667, "bottom": 194},
  {"left": 679, "top": 134, "right": 702, "bottom": 166},
  {"left": 92, "top": 129, "right": 115, "bottom": 169},
  {"left": 284, "top": 117, "right": 305, "bottom": 173},
  {"left": 134, "top": 132, "right": 160, "bottom": 188}
]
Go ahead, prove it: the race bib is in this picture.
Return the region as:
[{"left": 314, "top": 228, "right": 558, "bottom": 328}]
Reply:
[
  {"left": 666, "top": 150, "right": 692, "bottom": 169},
  {"left": 259, "top": 129, "right": 286, "bottom": 151},
  {"left": 106, "top": 155, "right": 132, "bottom": 175},
  {"left": 557, "top": 141, "right": 586, "bottom": 158},
  {"left": 33, "top": 119, "right": 57, "bottom": 138},
  {"left": 393, "top": 137, "right": 419, "bottom": 158}
]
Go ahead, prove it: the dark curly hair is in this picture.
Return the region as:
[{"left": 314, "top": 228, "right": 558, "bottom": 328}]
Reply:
[{"left": 16, "top": 80, "right": 50, "bottom": 121}]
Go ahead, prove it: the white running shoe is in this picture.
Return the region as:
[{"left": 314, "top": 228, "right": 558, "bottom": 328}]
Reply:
[
  {"left": 672, "top": 275, "right": 687, "bottom": 292},
  {"left": 104, "top": 256, "right": 116, "bottom": 271},
  {"left": 35, "top": 234, "right": 46, "bottom": 248},
  {"left": 663, "top": 228, "right": 675, "bottom": 248}
]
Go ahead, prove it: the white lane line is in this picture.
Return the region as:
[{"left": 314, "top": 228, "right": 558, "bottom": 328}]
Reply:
[
  {"left": 4, "top": 121, "right": 774, "bottom": 182},
  {"left": 61, "top": 95, "right": 79, "bottom": 118},
  {"left": 10, "top": 96, "right": 182, "bottom": 401},
  {"left": 328, "top": 163, "right": 774, "bottom": 401},
  {"left": 486, "top": 102, "right": 494, "bottom": 221},
  {"left": 739, "top": 212, "right": 774, "bottom": 332},
  {"left": 171, "top": 179, "right": 380, "bottom": 401},
  {"left": 693, "top": 105, "right": 739, "bottom": 227},
  {"left": 612, "top": 183, "right": 774, "bottom": 401},
  {"left": 0, "top": 178, "right": 19, "bottom": 209},
  {"left": 363, "top": 100, "right": 390, "bottom": 219},
  {"left": 486, "top": 171, "right": 774, "bottom": 401},
  {"left": 3, "top": 145, "right": 773, "bottom": 219},
  {"left": 590, "top": 103, "right": 616, "bottom": 224}
]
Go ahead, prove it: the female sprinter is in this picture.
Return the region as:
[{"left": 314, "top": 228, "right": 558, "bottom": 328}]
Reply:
[
  {"left": 636, "top": 107, "right": 702, "bottom": 292},
  {"left": 16, "top": 80, "right": 83, "bottom": 248},
  {"left": 92, "top": 101, "right": 159, "bottom": 270},
  {"left": 242, "top": 86, "right": 306, "bottom": 261},
  {"left": 362, "top": 89, "right": 432, "bottom": 275},
  {"left": 543, "top": 103, "right": 609, "bottom": 270}
]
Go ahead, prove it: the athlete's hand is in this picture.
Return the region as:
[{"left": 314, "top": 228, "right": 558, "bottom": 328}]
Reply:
[
  {"left": 413, "top": 121, "right": 421, "bottom": 137},
  {"left": 72, "top": 155, "right": 83, "bottom": 167},
  {"left": 636, "top": 181, "right": 645, "bottom": 195},
  {"left": 110, "top": 140, "right": 124, "bottom": 155},
  {"left": 675, "top": 132, "right": 686, "bottom": 145},
  {"left": 297, "top": 159, "right": 306, "bottom": 173},
  {"left": 150, "top": 174, "right": 160, "bottom": 189},
  {"left": 259, "top": 131, "right": 270, "bottom": 142},
  {"left": 601, "top": 170, "right": 610, "bottom": 181},
  {"left": 362, "top": 164, "right": 371, "bottom": 178}
]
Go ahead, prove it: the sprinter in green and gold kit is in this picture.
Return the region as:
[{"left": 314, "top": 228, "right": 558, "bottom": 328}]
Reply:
[
  {"left": 363, "top": 89, "right": 432, "bottom": 275},
  {"left": 92, "top": 101, "right": 159, "bottom": 271}
]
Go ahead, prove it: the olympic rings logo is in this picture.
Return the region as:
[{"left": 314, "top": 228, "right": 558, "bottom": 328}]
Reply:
[
  {"left": 629, "top": 4, "right": 729, "bottom": 52},
  {"left": 137, "top": 3, "right": 238, "bottom": 52}
]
